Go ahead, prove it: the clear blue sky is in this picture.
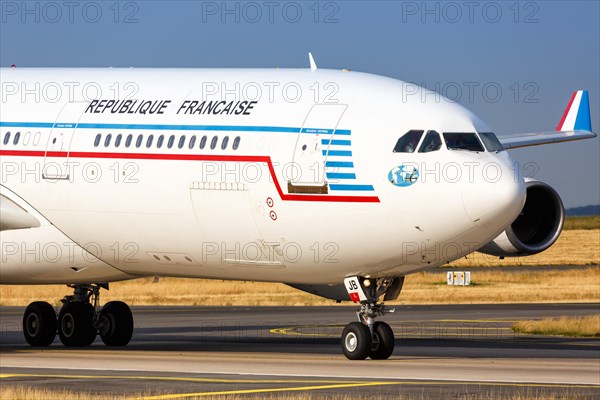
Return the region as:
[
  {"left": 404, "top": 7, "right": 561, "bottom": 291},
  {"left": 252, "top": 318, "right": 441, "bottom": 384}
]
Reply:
[{"left": 1, "top": 0, "right": 598, "bottom": 207}]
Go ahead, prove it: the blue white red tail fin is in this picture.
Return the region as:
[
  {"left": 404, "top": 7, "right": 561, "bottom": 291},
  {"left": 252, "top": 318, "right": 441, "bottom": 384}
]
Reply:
[{"left": 556, "top": 90, "right": 592, "bottom": 131}]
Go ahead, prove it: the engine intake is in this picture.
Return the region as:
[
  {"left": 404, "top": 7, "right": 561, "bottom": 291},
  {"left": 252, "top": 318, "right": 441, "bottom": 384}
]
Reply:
[{"left": 478, "top": 180, "right": 564, "bottom": 257}]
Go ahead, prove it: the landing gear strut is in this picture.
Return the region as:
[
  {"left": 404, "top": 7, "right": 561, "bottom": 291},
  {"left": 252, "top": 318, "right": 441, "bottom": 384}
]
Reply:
[
  {"left": 341, "top": 276, "right": 403, "bottom": 360},
  {"left": 22, "top": 284, "right": 133, "bottom": 347}
]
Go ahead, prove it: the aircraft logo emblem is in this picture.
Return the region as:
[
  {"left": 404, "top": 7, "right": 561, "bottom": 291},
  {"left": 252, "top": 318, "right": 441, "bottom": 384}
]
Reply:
[{"left": 388, "top": 165, "right": 419, "bottom": 187}]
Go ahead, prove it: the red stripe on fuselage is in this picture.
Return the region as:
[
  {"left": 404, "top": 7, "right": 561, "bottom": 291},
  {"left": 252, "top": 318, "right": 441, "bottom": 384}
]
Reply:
[{"left": 0, "top": 149, "right": 380, "bottom": 203}]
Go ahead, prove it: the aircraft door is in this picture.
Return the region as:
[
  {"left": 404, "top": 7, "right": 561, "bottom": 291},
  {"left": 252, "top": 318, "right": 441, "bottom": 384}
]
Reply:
[
  {"left": 43, "top": 102, "right": 87, "bottom": 180},
  {"left": 289, "top": 104, "right": 347, "bottom": 193}
]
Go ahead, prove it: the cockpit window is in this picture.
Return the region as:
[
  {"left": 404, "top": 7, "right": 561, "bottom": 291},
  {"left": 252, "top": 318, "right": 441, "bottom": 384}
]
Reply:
[
  {"left": 479, "top": 132, "right": 505, "bottom": 152},
  {"left": 443, "top": 132, "right": 485, "bottom": 152},
  {"left": 419, "top": 130, "right": 442, "bottom": 153},
  {"left": 393, "top": 130, "right": 424, "bottom": 153}
]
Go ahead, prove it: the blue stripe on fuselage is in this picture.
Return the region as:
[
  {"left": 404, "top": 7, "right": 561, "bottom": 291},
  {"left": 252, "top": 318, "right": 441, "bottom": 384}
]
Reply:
[
  {"left": 0, "top": 121, "right": 351, "bottom": 136},
  {"left": 329, "top": 184, "right": 374, "bottom": 191},
  {"left": 325, "top": 161, "right": 354, "bottom": 168},
  {"left": 326, "top": 172, "right": 357, "bottom": 180}
]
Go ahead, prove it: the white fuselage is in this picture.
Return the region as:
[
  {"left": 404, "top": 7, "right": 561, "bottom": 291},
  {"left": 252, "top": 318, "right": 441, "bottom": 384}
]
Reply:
[{"left": 0, "top": 68, "right": 525, "bottom": 285}]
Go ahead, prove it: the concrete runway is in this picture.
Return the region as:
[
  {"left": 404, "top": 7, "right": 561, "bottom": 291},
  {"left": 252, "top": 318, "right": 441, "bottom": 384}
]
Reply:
[{"left": 1, "top": 303, "right": 599, "bottom": 399}]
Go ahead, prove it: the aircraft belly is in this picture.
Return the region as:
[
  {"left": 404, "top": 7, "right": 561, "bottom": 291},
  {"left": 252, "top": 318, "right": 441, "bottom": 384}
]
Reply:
[{"left": 0, "top": 224, "right": 135, "bottom": 284}]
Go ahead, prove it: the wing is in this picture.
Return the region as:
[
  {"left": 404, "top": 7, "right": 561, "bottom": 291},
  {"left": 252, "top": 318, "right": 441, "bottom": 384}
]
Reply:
[
  {"left": 499, "top": 129, "right": 596, "bottom": 150},
  {"left": 498, "top": 90, "right": 596, "bottom": 150},
  {"left": 0, "top": 190, "right": 41, "bottom": 231}
]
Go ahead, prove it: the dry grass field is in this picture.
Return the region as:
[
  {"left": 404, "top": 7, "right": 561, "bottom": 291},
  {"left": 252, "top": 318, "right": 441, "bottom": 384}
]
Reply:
[
  {"left": 0, "top": 387, "right": 120, "bottom": 400},
  {"left": 512, "top": 315, "right": 600, "bottom": 337},
  {"left": 398, "top": 267, "right": 600, "bottom": 305},
  {"left": 563, "top": 216, "right": 600, "bottom": 230},
  {"left": 448, "top": 229, "right": 599, "bottom": 267}
]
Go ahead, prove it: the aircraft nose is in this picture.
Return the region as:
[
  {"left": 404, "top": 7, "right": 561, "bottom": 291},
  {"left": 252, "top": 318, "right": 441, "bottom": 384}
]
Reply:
[{"left": 461, "top": 168, "right": 526, "bottom": 227}]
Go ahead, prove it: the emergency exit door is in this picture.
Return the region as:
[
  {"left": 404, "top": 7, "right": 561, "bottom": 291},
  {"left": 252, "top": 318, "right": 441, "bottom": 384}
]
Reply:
[{"left": 289, "top": 104, "right": 347, "bottom": 193}]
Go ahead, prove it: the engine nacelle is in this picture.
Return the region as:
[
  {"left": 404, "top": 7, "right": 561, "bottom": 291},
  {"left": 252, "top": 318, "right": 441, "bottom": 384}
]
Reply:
[{"left": 478, "top": 180, "right": 564, "bottom": 257}]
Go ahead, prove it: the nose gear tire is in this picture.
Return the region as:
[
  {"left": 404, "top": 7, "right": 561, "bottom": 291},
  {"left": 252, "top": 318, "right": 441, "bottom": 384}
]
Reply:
[
  {"left": 341, "top": 322, "right": 372, "bottom": 360},
  {"left": 369, "top": 321, "right": 395, "bottom": 360}
]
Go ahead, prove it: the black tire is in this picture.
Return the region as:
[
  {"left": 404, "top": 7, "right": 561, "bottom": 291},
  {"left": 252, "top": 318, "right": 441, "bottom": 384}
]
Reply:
[
  {"left": 58, "top": 302, "right": 97, "bottom": 347},
  {"left": 99, "top": 301, "right": 133, "bottom": 346},
  {"left": 370, "top": 321, "right": 395, "bottom": 360},
  {"left": 22, "top": 301, "right": 57, "bottom": 347},
  {"left": 341, "top": 322, "right": 372, "bottom": 360}
]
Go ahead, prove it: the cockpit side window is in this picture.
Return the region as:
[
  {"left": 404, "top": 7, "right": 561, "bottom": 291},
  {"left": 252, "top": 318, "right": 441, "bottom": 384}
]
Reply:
[
  {"left": 479, "top": 132, "right": 505, "bottom": 152},
  {"left": 443, "top": 132, "right": 485, "bottom": 152},
  {"left": 419, "top": 130, "right": 442, "bottom": 153},
  {"left": 393, "top": 130, "right": 424, "bottom": 153}
]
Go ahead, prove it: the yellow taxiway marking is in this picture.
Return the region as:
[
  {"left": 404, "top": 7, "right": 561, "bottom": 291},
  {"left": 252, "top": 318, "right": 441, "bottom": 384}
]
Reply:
[
  {"left": 2, "top": 372, "right": 597, "bottom": 400},
  {"left": 3, "top": 373, "right": 598, "bottom": 388},
  {"left": 0, "top": 373, "right": 362, "bottom": 385},
  {"left": 270, "top": 324, "right": 514, "bottom": 337},
  {"left": 270, "top": 325, "right": 341, "bottom": 337},
  {"left": 135, "top": 382, "right": 401, "bottom": 400},
  {"left": 136, "top": 381, "right": 600, "bottom": 399}
]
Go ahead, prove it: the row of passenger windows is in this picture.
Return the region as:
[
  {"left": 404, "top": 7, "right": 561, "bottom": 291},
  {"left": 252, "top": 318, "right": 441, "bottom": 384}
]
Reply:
[
  {"left": 2, "top": 131, "right": 32, "bottom": 146},
  {"left": 393, "top": 130, "right": 504, "bottom": 153},
  {"left": 2, "top": 130, "right": 243, "bottom": 152},
  {"left": 94, "top": 134, "right": 241, "bottom": 151}
]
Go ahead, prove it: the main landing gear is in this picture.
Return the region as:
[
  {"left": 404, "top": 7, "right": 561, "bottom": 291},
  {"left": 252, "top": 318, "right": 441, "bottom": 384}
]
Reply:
[
  {"left": 22, "top": 284, "right": 133, "bottom": 347},
  {"left": 341, "top": 276, "right": 404, "bottom": 360}
]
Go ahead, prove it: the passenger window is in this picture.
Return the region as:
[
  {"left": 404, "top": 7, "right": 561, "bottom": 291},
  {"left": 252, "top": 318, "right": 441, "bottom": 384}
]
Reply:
[
  {"left": 178, "top": 136, "right": 186, "bottom": 149},
  {"left": 199, "top": 136, "right": 207, "bottom": 149},
  {"left": 115, "top": 134, "right": 122, "bottom": 147},
  {"left": 232, "top": 136, "right": 241, "bottom": 150},
  {"left": 221, "top": 136, "right": 229, "bottom": 150},
  {"left": 13, "top": 131, "right": 21, "bottom": 145},
  {"left": 210, "top": 136, "right": 218, "bottom": 150},
  {"left": 189, "top": 136, "right": 196, "bottom": 149},
  {"left": 443, "top": 132, "right": 485, "bottom": 152},
  {"left": 136, "top": 135, "right": 143, "bottom": 148},
  {"left": 3, "top": 132, "right": 10, "bottom": 145},
  {"left": 479, "top": 132, "right": 504, "bottom": 152},
  {"left": 393, "top": 130, "right": 424, "bottom": 153},
  {"left": 419, "top": 131, "right": 442, "bottom": 153},
  {"left": 125, "top": 134, "right": 133, "bottom": 148},
  {"left": 104, "top": 134, "right": 112, "bottom": 147},
  {"left": 167, "top": 135, "right": 175, "bottom": 149},
  {"left": 146, "top": 135, "right": 154, "bottom": 148},
  {"left": 94, "top": 134, "right": 101, "bottom": 147},
  {"left": 157, "top": 135, "right": 164, "bottom": 148}
]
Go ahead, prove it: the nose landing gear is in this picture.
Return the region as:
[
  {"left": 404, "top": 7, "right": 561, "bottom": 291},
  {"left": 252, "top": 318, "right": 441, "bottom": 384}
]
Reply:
[
  {"left": 341, "top": 276, "right": 403, "bottom": 360},
  {"left": 22, "top": 283, "right": 133, "bottom": 347}
]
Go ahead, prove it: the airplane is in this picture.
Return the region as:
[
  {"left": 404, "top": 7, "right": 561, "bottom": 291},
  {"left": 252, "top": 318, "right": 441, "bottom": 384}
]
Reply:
[{"left": 0, "top": 56, "right": 595, "bottom": 360}]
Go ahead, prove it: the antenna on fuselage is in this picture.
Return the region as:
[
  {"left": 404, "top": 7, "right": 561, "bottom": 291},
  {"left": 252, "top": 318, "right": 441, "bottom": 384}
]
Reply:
[{"left": 308, "top": 52, "right": 317, "bottom": 71}]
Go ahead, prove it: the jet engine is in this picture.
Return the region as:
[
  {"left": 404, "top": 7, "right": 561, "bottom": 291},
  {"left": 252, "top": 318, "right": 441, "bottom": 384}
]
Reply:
[{"left": 478, "top": 180, "right": 564, "bottom": 257}]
